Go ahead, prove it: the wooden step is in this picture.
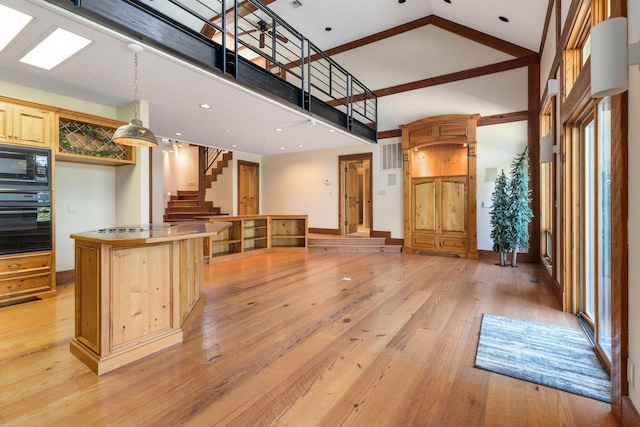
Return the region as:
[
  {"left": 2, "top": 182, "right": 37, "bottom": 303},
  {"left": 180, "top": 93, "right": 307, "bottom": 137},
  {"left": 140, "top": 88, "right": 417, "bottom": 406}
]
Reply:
[
  {"left": 308, "top": 236, "right": 386, "bottom": 246},
  {"left": 165, "top": 206, "right": 220, "bottom": 214},
  {"left": 308, "top": 244, "right": 402, "bottom": 253},
  {"left": 164, "top": 211, "right": 221, "bottom": 221},
  {"left": 308, "top": 234, "right": 402, "bottom": 253}
]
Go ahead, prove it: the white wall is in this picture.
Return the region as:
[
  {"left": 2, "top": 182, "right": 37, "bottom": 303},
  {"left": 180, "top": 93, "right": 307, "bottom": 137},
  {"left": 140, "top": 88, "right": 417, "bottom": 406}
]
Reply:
[
  {"left": 262, "top": 141, "right": 403, "bottom": 237},
  {"left": 206, "top": 154, "right": 234, "bottom": 215},
  {"left": 55, "top": 162, "right": 116, "bottom": 271},
  {"left": 476, "top": 122, "right": 529, "bottom": 250},
  {"left": 627, "top": 0, "right": 640, "bottom": 407},
  {"left": 540, "top": 2, "right": 557, "bottom": 95},
  {"left": 178, "top": 145, "right": 199, "bottom": 191},
  {"left": 162, "top": 145, "right": 180, "bottom": 212}
]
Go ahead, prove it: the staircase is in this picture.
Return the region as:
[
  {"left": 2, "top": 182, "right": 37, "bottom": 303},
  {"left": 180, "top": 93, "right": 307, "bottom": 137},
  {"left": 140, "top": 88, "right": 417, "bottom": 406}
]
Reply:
[
  {"left": 204, "top": 150, "right": 232, "bottom": 189},
  {"left": 308, "top": 234, "right": 402, "bottom": 253},
  {"left": 163, "top": 190, "right": 222, "bottom": 222}
]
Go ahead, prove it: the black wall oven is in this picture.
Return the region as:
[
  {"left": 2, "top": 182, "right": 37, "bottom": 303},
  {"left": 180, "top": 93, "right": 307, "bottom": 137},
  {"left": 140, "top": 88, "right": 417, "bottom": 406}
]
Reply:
[
  {"left": 0, "top": 191, "right": 52, "bottom": 255},
  {"left": 0, "top": 144, "right": 52, "bottom": 256}
]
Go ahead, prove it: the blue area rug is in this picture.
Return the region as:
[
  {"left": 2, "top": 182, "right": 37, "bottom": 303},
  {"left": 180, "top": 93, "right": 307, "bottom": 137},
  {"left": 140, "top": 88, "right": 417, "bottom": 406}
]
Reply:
[{"left": 474, "top": 313, "right": 611, "bottom": 403}]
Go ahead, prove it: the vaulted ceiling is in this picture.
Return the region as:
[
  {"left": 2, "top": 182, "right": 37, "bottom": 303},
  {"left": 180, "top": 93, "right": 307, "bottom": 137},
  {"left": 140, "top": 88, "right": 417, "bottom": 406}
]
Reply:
[{"left": 0, "top": 0, "right": 548, "bottom": 156}]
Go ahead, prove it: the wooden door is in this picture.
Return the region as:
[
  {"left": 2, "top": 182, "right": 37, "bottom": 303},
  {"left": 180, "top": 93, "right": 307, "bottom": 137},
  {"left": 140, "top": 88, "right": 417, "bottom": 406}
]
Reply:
[
  {"left": 413, "top": 178, "right": 437, "bottom": 232},
  {"left": 238, "top": 160, "right": 259, "bottom": 215},
  {"left": 345, "top": 161, "right": 359, "bottom": 234},
  {"left": 440, "top": 177, "right": 467, "bottom": 234}
]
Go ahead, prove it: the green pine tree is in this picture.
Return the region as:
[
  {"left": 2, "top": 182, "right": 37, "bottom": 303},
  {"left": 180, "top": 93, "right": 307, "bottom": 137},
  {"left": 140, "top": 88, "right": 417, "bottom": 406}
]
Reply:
[
  {"left": 508, "top": 147, "right": 534, "bottom": 266},
  {"left": 489, "top": 170, "right": 511, "bottom": 266}
]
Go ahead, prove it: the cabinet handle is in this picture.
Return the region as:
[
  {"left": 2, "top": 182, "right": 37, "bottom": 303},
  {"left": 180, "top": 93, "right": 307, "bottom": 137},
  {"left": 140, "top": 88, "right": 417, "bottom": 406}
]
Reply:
[
  {"left": 7, "top": 284, "right": 22, "bottom": 290},
  {"left": 7, "top": 263, "right": 22, "bottom": 268}
]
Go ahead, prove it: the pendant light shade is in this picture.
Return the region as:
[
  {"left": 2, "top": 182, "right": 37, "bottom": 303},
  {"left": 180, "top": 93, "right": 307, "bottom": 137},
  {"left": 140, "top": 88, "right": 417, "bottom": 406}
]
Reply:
[
  {"left": 113, "top": 44, "right": 157, "bottom": 147},
  {"left": 112, "top": 118, "right": 158, "bottom": 147}
]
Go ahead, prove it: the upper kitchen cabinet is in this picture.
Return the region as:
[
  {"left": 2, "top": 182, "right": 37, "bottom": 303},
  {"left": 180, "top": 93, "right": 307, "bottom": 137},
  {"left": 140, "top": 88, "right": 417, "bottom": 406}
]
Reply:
[
  {"left": 0, "top": 98, "right": 55, "bottom": 149},
  {"left": 57, "top": 110, "right": 135, "bottom": 166}
]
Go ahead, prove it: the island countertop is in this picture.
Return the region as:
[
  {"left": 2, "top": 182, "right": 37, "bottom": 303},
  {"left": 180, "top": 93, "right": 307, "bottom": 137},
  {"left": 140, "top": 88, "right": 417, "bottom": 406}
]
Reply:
[{"left": 70, "top": 221, "right": 232, "bottom": 245}]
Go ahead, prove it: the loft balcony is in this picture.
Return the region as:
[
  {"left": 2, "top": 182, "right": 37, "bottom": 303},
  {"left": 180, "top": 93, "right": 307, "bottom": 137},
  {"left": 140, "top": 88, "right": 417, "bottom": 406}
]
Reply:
[{"left": 47, "top": 0, "right": 378, "bottom": 143}]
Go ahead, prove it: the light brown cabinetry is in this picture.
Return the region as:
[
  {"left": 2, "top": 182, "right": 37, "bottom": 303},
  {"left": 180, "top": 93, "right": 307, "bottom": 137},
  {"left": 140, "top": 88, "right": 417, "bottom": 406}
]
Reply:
[
  {"left": 402, "top": 114, "right": 478, "bottom": 258},
  {"left": 412, "top": 177, "right": 468, "bottom": 254},
  {"left": 202, "top": 215, "right": 308, "bottom": 263},
  {"left": 70, "top": 222, "right": 230, "bottom": 375},
  {"left": 57, "top": 110, "right": 135, "bottom": 165},
  {"left": 0, "top": 251, "right": 55, "bottom": 302},
  {"left": 0, "top": 100, "right": 54, "bottom": 149}
]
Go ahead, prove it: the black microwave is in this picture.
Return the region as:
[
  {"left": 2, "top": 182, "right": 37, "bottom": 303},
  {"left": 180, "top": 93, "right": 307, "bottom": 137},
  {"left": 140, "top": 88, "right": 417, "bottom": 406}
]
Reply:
[{"left": 0, "top": 143, "right": 50, "bottom": 190}]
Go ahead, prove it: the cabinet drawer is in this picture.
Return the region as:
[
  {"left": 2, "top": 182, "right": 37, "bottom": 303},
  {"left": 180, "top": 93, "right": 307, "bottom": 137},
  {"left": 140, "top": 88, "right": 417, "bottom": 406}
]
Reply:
[
  {"left": 412, "top": 234, "right": 438, "bottom": 251},
  {"left": 439, "top": 236, "right": 467, "bottom": 251},
  {"left": 0, "top": 252, "right": 51, "bottom": 275},
  {"left": 0, "top": 272, "right": 51, "bottom": 297}
]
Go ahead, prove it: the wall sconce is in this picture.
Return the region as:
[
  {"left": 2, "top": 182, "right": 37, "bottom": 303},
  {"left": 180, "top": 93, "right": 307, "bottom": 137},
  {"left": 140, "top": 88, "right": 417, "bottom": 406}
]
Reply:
[
  {"left": 540, "top": 131, "right": 554, "bottom": 163},
  {"left": 591, "top": 17, "right": 640, "bottom": 98},
  {"left": 547, "top": 79, "right": 559, "bottom": 96},
  {"left": 162, "top": 138, "right": 174, "bottom": 152}
]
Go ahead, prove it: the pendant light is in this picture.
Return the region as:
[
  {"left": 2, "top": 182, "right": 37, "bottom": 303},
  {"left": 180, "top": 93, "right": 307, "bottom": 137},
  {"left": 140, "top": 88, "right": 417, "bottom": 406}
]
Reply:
[{"left": 112, "top": 43, "right": 157, "bottom": 147}]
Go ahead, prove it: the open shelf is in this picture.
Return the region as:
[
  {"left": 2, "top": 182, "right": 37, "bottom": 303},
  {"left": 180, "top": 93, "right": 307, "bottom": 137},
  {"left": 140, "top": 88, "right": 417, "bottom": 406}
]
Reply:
[{"left": 203, "top": 215, "right": 307, "bottom": 262}]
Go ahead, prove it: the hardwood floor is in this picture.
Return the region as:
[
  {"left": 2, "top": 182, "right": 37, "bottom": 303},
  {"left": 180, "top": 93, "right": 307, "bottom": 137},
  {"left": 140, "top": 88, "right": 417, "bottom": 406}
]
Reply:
[{"left": 0, "top": 252, "right": 617, "bottom": 426}]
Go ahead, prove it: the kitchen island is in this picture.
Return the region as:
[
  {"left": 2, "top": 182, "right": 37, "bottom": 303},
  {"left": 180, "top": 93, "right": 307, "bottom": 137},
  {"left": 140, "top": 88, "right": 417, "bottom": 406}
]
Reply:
[{"left": 69, "top": 221, "right": 231, "bottom": 375}]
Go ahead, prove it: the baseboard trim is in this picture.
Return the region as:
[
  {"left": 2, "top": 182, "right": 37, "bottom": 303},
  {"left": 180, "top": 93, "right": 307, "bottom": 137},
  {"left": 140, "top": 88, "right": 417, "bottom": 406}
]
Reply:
[
  {"left": 478, "top": 250, "right": 537, "bottom": 264},
  {"left": 57, "top": 269, "right": 74, "bottom": 285},
  {"left": 309, "top": 228, "right": 340, "bottom": 235},
  {"left": 622, "top": 396, "right": 640, "bottom": 426}
]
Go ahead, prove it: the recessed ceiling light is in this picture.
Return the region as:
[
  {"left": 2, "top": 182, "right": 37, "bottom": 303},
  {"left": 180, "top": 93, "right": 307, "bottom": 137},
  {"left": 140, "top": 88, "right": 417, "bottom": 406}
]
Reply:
[
  {"left": 298, "top": 144, "right": 304, "bottom": 148},
  {"left": 20, "top": 28, "right": 91, "bottom": 70},
  {"left": 275, "top": 128, "right": 283, "bottom": 132},
  {"left": 279, "top": 147, "right": 286, "bottom": 150},
  {"left": 224, "top": 129, "right": 230, "bottom": 133},
  {"left": 325, "top": 27, "right": 332, "bottom": 32},
  {"left": 499, "top": 16, "right": 509, "bottom": 23},
  {"left": 328, "top": 129, "right": 336, "bottom": 133},
  {"left": 199, "top": 103, "right": 212, "bottom": 109},
  {"left": 175, "top": 132, "right": 182, "bottom": 136},
  {"left": 231, "top": 144, "right": 237, "bottom": 147},
  {"left": 0, "top": 5, "right": 33, "bottom": 53}
]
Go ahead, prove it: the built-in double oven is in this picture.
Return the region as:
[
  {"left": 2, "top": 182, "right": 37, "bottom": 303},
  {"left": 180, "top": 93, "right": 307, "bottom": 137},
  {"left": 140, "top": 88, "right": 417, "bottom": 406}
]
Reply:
[{"left": 0, "top": 143, "right": 52, "bottom": 255}]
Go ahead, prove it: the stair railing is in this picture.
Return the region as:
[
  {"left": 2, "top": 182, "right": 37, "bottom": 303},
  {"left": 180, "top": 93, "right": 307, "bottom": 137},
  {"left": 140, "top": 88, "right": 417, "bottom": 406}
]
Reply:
[{"left": 204, "top": 147, "right": 225, "bottom": 175}]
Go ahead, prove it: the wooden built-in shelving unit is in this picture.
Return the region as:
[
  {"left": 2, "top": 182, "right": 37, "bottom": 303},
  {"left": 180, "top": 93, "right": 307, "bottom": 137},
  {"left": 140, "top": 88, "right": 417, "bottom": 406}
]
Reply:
[{"left": 202, "top": 215, "right": 308, "bottom": 263}]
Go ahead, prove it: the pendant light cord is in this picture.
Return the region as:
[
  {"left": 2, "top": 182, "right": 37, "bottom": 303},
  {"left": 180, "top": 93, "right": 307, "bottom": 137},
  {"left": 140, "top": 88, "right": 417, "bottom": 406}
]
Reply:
[{"left": 133, "top": 50, "right": 139, "bottom": 120}]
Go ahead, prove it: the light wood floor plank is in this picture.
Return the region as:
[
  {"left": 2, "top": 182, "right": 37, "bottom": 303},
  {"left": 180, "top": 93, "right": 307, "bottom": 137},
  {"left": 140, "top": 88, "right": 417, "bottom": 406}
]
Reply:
[{"left": 0, "top": 252, "right": 617, "bottom": 426}]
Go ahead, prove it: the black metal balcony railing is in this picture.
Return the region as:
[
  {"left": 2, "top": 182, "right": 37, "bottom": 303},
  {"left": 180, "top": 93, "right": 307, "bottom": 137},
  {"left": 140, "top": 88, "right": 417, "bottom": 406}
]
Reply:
[{"left": 52, "top": 0, "right": 378, "bottom": 142}]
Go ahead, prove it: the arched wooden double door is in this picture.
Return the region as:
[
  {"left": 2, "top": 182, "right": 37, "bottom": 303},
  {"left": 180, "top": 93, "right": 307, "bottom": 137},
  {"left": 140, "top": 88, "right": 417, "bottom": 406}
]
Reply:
[{"left": 401, "top": 114, "right": 478, "bottom": 258}]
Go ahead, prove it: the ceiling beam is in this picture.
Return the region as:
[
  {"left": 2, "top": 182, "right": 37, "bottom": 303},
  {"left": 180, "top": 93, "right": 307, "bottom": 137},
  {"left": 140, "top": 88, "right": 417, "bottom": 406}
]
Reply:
[
  {"left": 427, "top": 16, "right": 535, "bottom": 58},
  {"left": 377, "top": 110, "right": 529, "bottom": 139},
  {"left": 328, "top": 54, "right": 538, "bottom": 106}
]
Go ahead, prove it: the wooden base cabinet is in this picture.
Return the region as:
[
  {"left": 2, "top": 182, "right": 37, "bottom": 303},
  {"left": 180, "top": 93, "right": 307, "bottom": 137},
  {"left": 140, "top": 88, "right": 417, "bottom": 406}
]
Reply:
[
  {"left": 70, "top": 222, "right": 229, "bottom": 375},
  {"left": 202, "top": 215, "right": 308, "bottom": 263},
  {"left": 0, "top": 251, "right": 55, "bottom": 303}
]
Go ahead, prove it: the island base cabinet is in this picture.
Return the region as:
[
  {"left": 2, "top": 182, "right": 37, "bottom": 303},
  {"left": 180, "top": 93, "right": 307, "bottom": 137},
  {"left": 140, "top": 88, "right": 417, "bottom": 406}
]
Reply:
[{"left": 70, "top": 239, "right": 206, "bottom": 375}]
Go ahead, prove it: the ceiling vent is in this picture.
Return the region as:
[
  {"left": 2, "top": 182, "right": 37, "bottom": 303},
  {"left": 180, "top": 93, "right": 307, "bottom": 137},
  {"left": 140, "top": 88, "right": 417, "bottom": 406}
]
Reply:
[{"left": 290, "top": 0, "right": 303, "bottom": 8}]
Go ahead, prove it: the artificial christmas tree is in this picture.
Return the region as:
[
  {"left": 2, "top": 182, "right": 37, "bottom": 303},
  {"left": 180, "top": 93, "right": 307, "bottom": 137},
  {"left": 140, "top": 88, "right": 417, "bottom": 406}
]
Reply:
[
  {"left": 489, "top": 170, "right": 512, "bottom": 266},
  {"left": 507, "top": 147, "right": 533, "bottom": 267}
]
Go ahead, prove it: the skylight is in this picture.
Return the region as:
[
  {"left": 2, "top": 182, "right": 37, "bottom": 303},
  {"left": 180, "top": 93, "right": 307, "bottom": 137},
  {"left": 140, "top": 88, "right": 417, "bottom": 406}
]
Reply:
[
  {"left": 20, "top": 28, "right": 91, "bottom": 70},
  {"left": 0, "top": 4, "right": 33, "bottom": 53}
]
